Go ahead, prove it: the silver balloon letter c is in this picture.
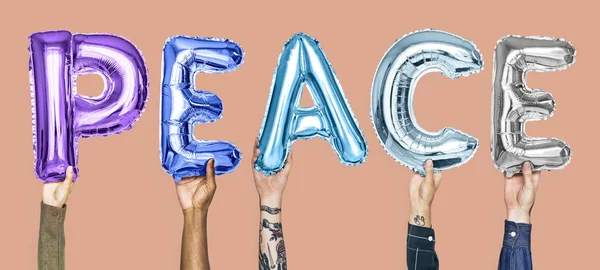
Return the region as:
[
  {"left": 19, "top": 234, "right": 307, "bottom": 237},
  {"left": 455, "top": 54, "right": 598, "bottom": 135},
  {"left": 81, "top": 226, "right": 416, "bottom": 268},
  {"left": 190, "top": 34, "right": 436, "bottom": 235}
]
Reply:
[
  {"left": 371, "top": 30, "right": 483, "bottom": 175},
  {"left": 491, "top": 36, "right": 575, "bottom": 176}
]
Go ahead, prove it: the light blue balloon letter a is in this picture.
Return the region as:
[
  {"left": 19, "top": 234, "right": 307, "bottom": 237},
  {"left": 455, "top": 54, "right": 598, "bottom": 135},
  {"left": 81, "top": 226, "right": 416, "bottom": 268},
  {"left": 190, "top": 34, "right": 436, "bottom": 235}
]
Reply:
[{"left": 254, "top": 33, "right": 368, "bottom": 175}]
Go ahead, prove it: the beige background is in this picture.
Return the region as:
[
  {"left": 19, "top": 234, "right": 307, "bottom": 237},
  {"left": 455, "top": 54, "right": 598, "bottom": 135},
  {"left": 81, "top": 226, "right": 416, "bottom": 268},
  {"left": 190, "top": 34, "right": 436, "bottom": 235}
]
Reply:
[{"left": 0, "top": 0, "right": 597, "bottom": 269}]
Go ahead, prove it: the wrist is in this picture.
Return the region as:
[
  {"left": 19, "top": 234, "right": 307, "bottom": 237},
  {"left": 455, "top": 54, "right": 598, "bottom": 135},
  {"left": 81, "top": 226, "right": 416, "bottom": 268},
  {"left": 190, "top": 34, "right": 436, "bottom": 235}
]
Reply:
[
  {"left": 42, "top": 199, "right": 63, "bottom": 208},
  {"left": 183, "top": 206, "right": 209, "bottom": 218},
  {"left": 409, "top": 202, "right": 431, "bottom": 214},
  {"left": 260, "top": 195, "right": 282, "bottom": 207},
  {"left": 507, "top": 209, "right": 531, "bottom": 224},
  {"left": 409, "top": 206, "right": 432, "bottom": 227}
]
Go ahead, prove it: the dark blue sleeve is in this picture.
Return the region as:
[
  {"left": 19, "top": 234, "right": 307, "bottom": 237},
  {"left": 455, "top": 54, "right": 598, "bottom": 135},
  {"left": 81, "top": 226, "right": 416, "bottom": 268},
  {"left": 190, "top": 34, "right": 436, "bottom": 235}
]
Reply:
[
  {"left": 498, "top": 220, "right": 532, "bottom": 270},
  {"left": 407, "top": 223, "right": 439, "bottom": 270}
]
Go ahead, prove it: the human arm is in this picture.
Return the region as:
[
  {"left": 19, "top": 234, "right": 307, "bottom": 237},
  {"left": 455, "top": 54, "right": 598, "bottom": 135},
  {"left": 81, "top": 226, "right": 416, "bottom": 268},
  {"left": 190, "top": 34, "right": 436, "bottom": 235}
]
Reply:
[
  {"left": 498, "top": 162, "right": 539, "bottom": 270},
  {"left": 38, "top": 166, "right": 74, "bottom": 270},
  {"left": 407, "top": 160, "right": 441, "bottom": 270},
  {"left": 252, "top": 138, "right": 291, "bottom": 270},
  {"left": 177, "top": 159, "right": 217, "bottom": 270}
]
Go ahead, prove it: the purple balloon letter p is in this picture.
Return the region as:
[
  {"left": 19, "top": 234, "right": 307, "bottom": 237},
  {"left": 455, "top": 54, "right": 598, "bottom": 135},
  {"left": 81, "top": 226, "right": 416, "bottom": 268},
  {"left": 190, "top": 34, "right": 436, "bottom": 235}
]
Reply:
[{"left": 29, "top": 30, "right": 148, "bottom": 182}]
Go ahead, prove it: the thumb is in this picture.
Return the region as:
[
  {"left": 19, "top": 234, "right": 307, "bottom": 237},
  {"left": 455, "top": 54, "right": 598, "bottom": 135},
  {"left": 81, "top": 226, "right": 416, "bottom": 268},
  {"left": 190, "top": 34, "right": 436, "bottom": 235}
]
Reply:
[
  {"left": 424, "top": 160, "right": 435, "bottom": 186},
  {"left": 63, "top": 166, "right": 75, "bottom": 186},
  {"left": 251, "top": 138, "right": 260, "bottom": 167},
  {"left": 522, "top": 162, "right": 535, "bottom": 190},
  {"left": 282, "top": 150, "right": 293, "bottom": 174},
  {"left": 206, "top": 159, "right": 217, "bottom": 190}
]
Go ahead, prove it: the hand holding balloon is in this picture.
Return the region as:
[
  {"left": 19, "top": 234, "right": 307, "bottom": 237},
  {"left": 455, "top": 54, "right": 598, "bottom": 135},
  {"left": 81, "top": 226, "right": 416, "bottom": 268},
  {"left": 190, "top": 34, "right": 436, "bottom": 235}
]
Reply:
[
  {"left": 252, "top": 138, "right": 293, "bottom": 206},
  {"left": 408, "top": 160, "right": 442, "bottom": 227},
  {"left": 42, "top": 166, "right": 75, "bottom": 208},
  {"left": 177, "top": 159, "right": 217, "bottom": 270},
  {"left": 176, "top": 159, "right": 217, "bottom": 213},
  {"left": 504, "top": 162, "right": 540, "bottom": 224}
]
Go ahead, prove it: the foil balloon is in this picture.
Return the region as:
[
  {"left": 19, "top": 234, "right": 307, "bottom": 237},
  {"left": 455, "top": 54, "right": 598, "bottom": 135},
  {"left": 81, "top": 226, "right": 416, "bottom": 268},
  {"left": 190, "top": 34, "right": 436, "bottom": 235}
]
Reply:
[
  {"left": 160, "top": 36, "right": 243, "bottom": 182},
  {"left": 29, "top": 30, "right": 148, "bottom": 182},
  {"left": 491, "top": 36, "right": 575, "bottom": 177},
  {"left": 371, "top": 29, "right": 483, "bottom": 175},
  {"left": 254, "top": 33, "right": 367, "bottom": 175}
]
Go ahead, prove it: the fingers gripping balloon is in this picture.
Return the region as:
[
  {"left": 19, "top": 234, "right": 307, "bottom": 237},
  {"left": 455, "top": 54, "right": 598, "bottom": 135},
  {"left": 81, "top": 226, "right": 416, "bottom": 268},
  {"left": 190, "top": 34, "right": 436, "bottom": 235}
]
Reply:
[
  {"left": 254, "top": 33, "right": 368, "bottom": 175},
  {"left": 491, "top": 36, "right": 575, "bottom": 177},
  {"left": 160, "top": 36, "right": 243, "bottom": 182},
  {"left": 371, "top": 30, "right": 483, "bottom": 175},
  {"left": 29, "top": 30, "right": 148, "bottom": 182}
]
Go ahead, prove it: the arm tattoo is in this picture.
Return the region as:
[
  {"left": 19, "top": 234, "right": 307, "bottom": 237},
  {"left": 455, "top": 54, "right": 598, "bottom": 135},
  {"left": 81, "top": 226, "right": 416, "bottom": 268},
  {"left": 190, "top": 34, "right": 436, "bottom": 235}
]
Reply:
[
  {"left": 259, "top": 220, "right": 287, "bottom": 270},
  {"left": 260, "top": 205, "right": 281, "bottom": 215},
  {"left": 414, "top": 215, "right": 425, "bottom": 226},
  {"left": 262, "top": 219, "right": 283, "bottom": 241},
  {"left": 276, "top": 240, "right": 287, "bottom": 270},
  {"left": 259, "top": 242, "right": 287, "bottom": 270},
  {"left": 259, "top": 252, "right": 269, "bottom": 270}
]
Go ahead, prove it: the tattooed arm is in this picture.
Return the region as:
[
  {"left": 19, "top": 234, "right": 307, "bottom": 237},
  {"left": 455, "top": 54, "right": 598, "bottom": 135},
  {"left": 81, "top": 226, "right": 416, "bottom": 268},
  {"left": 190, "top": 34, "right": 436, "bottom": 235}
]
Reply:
[
  {"left": 176, "top": 159, "right": 217, "bottom": 270},
  {"left": 407, "top": 160, "right": 442, "bottom": 270},
  {"left": 252, "top": 138, "right": 292, "bottom": 270},
  {"left": 259, "top": 210, "right": 286, "bottom": 270}
]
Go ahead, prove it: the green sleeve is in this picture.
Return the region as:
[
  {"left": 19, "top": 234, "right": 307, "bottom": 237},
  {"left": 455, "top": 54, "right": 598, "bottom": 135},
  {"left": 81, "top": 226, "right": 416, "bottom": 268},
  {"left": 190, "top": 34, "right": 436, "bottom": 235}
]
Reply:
[{"left": 38, "top": 202, "right": 67, "bottom": 270}]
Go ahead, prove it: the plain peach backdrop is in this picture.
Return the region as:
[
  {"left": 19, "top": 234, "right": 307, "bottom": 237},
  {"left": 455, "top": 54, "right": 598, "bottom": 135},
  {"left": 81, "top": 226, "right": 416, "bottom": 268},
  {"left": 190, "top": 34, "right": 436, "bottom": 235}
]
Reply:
[{"left": 0, "top": 0, "right": 597, "bottom": 269}]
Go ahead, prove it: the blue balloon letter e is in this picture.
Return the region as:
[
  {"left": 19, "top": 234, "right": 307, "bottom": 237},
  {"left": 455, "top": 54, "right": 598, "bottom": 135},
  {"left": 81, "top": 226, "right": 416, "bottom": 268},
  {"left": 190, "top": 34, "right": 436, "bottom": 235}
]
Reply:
[{"left": 160, "top": 36, "right": 243, "bottom": 182}]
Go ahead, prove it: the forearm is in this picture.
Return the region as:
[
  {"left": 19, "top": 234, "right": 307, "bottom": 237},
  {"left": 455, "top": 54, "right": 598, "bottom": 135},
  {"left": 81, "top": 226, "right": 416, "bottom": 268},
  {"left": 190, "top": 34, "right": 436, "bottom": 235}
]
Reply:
[
  {"left": 38, "top": 202, "right": 67, "bottom": 270},
  {"left": 409, "top": 204, "right": 431, "bottom": 227},
  {"left": 181, "top": 209, "right": 210, "bottom": 270},
  {"left": 259, "top": 197, "right": 286, "bottom": 270},
  {"left": 507, "top": 209, "right": 531, "bottom": 224}
]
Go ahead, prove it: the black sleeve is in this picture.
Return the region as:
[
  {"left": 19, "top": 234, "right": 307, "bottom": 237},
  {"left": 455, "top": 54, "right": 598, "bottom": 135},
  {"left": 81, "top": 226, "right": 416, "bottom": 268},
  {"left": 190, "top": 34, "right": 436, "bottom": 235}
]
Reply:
[{"left": 407, "top": 223, "right": 438, "bottom": 270}]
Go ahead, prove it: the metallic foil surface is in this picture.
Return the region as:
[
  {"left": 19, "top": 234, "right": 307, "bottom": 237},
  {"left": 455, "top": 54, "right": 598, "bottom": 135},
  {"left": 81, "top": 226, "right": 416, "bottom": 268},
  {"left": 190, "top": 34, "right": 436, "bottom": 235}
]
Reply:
[
  {"left": 160, "top": 36, "right": 243, "bottom": 182},
  {"left": 30, "top": 31, "right": 148, "bottom": 182},
  {"left": 254, "top": 33, "right": 368, "bottom": 176},
  {"left": 371, "top": 29, "right": 483, "bottom": 175},
  {"left": 491, "top": 36, "right": 575, "bottom": 177}
]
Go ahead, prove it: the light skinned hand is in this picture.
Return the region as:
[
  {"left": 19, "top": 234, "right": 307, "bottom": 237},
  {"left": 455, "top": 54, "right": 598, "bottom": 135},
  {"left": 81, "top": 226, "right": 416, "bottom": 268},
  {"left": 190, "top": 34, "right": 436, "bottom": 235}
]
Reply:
[
  {"left": 42, "top": 166, "right": 75, "bottom": 208},
  {"left": 408, "top": 160, "right": 442, "bottom": 227},
  {"left": 176, "top": 159, "right": 217, "bottom": 212},
  {"left": 251, "top": 138, "right": 293, "bottom": 205},
  {"left": 504, "top": 161, "right": 540, "bottom": 224}
]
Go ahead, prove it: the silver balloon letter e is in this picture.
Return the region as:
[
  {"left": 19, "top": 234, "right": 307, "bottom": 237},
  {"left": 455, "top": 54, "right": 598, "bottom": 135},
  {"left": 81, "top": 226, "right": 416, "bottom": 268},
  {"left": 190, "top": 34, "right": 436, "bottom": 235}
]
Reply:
[{"left": 491, "top": 36, "right": 575, "bottom": 177}]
